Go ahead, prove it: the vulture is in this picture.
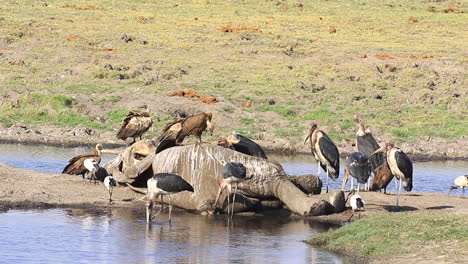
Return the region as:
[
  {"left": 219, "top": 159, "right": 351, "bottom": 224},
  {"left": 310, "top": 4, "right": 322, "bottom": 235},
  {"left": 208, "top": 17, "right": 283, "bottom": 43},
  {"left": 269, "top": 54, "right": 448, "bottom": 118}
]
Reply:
[
  {"left": 116, "top": 105, "right": 153, "bottom": 143},
  {"left": 372, "top": 143, "right": 413, "bottom": 207},
  {"left": 217, "top": 133, "right": 268, "bottom": 159},
  {"left": 304, "top": 121, "right": 340, "bottom": 193},
  {"left": 62, "top": 144, "right": 103, "bottom": 179},
  {"left": 157, "top": 112, "right": 214, "bottom": 145}
]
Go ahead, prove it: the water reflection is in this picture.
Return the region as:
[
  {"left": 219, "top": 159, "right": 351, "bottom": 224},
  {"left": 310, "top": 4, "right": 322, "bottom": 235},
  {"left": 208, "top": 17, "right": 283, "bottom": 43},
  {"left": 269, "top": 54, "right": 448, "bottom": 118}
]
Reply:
[{"left": 0, "top": 209, "right": 347, "bottom": 264}]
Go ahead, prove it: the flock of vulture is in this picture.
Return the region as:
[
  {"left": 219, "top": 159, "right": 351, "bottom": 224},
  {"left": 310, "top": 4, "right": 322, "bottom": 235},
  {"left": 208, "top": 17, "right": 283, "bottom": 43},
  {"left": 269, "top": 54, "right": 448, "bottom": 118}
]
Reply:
[{"left": 61, "top": 107, "right": 468, "bottom": 223}]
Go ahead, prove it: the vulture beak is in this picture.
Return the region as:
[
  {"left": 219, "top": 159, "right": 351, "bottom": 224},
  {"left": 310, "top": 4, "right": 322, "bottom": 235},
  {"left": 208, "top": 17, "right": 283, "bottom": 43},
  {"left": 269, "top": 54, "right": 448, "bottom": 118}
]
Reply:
[
  {"left": 303, "top": 128, "right": 313, "bottom": 144},
  {"left": 370, "top": 145, "right": 386, "bottom": 156}
]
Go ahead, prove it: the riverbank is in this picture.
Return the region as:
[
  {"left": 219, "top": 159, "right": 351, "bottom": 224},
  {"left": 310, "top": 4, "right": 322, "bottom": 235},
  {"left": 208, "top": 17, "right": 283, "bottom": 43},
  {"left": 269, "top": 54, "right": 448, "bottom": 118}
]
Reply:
[{"left": 1, "top": 124, "right": 467, "bottom": 162}]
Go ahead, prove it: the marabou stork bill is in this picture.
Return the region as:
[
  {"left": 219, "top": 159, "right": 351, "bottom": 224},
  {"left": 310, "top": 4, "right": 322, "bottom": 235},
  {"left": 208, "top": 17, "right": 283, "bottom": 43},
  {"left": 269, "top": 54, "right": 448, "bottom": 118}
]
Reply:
[
  {"left": 158, "top": 112, "right": 214, "bottom": 145},
  {"left": 116, "top": 105, "right": 153, "bottom": 143},
  {"left": 354, "top": 114, "right": 387, "bottom": 190},
  {"left": 304, "top": 121, "right": 340, "bottom": 193},
  {"left": 104, "top": 176, "right": 117, "bottom": 204},
  {"left": 371, "top": 143, "right": 413, "bottom": 207},
  {"left": 146, "top": 173, "right": 194, "bottom": 224},
  {"left": 218, "top": 133, "right": 268, "bottom": 159},
  {"left": 342, "top": 152, "right": 372, "bottom": 193},
  {"left": 214, "top": 162, "right": 247, "bottom": 216},
  {"left": 83, "top": 158, "right": 100, "bottom": 183},
  {"left": 62, "top": 144, "right": 103, "bottom": 179},
  {"left": 448, "top": 175, "right": 468, "bottom": 197}
]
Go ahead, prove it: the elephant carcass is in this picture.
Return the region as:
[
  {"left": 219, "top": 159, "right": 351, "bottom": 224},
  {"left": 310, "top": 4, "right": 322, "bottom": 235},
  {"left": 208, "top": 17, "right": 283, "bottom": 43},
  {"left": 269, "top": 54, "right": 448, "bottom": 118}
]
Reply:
[
  {"left": 150, "top": 144, "right": 343, "bottom": 216},
  {"left": 102, "top": 139, "right": 156, "bottom": 186}
]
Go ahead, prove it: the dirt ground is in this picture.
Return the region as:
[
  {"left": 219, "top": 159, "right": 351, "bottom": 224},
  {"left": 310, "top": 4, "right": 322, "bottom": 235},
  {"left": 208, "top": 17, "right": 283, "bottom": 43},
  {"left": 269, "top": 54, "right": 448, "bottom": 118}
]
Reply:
[{"left": 0, "top": 92, "right": 467, "bottom": 161}]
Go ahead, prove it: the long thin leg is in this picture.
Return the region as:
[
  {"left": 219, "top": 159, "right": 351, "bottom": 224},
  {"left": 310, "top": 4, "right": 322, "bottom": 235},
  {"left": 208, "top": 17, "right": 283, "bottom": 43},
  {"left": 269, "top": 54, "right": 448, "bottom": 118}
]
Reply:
[
  {"left": 342, "top": 169, "right": 349, "bottom": 191},
  {"left": 317, "top": 162, "right": 321, "bottom": 177},
  {"left": 168, "top": 195, "right": 172, "bottom": 222},
  {"left": 462, "top": 187, "right": 465, "bottom": 198},
  {"left": 146, "top": 200, "right": 153, "bottom": 224},
  {"left": 109, "top": 189, "right": 113, "bottom": 204},
  {"left": 227, "top": 186, "right": 231, "bottom": 216},
  {"left": 326, "top": 168, "right": 329, "bottom": 193},
  {"left": 357, "top": 183, "right": 360, "bottom": 194},
  {"left": 396, "top": 179, "right": 402, "bottom": 207},
  {"left": 351, "top": 177, "right": 354, "bottom": 191},
  {"left": 231, "top": 183, "right": 238, "bottom": 218}
]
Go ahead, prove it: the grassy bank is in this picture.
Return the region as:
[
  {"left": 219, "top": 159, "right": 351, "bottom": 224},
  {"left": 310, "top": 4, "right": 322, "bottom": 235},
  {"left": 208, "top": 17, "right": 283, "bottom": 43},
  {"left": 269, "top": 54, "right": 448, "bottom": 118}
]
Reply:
[
  {"left": 0, "top": 0, "right": 466, "bottom": 143},
  {"left": 308, "top": 212, "right": 468, "bottom": 263}
]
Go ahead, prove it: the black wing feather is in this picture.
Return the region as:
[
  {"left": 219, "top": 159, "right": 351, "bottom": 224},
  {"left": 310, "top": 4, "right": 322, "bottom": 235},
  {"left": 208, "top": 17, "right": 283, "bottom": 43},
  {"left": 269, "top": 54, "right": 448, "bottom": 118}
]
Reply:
[
  {"left": 346, "top": 152, "right": 371, "bottom": 184},
  {"left": 357, "top": 133, "right": 384, "bottom": 171},
  {"left": 318, "top": 132, "right": 340, "bottom": 179},
  {"left": 222, "top": 162, "right": 247, "bottom": 179},
  {"left": 155, "top": 173, "right": 194, "bottom": 193},
  {"left": 232, "top": 134, "right": 268, "bottom": 159},
  {"left": 395, "top": 150, "right": 413, "bottom": 191}
]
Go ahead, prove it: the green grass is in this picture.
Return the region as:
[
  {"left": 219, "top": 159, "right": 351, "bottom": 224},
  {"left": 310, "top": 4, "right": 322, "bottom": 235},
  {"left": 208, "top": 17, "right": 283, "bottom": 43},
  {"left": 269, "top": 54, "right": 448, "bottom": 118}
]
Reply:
[
  {"left": 0, "top": 0, "right": 466, "bottom": 143},
  {"left": 308, "top": 212, "right": 468, "bottom": 257}
]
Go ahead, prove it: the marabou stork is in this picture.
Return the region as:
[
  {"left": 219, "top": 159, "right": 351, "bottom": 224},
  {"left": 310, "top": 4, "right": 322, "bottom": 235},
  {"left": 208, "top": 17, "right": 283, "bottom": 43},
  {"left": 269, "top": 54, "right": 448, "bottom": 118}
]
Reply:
[
  {"left": 116, "top": 105, "right": 153, "bottom": 143},
  {"left": 158, "top": 112, "right": 214, "bottom": 145},
  {"left": 304, "top": 121, "right": 340, "bottom": 193},
  {"left": 371, "top": 143, "right": 413, "bottom": 207},
  {"left": 214, "top": 162, "right": 247, "bottom": 216},
  {"left": 354, "top": 114, "right": 387, "bottom": 189},
  {"left": 448, "top": 175, "right": 468, "bottom": 197},
  {"left": 62, "top": 144, "right": 103, "bottom": 179},
  {"left": 217, "top": 133, "right": 268, "bottom": 159},
  {"left": 146, "top": 173, "right": 194, "bottom": 224},
  {"left": 83, "top": 158, "right": 100, "bottom": 183},
  {"left": 104, "top": 176, "right": 117, "bottom": 204},
  {"left": 342, "top": 152, "right": 372, "bottom": 193}
]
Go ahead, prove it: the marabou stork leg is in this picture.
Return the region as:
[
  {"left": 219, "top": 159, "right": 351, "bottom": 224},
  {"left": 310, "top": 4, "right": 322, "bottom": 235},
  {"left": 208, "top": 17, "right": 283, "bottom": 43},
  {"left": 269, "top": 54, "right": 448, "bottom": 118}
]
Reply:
[
  {"left": 108, "top": 188, "right": 113, "bottom": 204},
  {"left": 231, "top": 183, "right": 238, "bottom": 218},
  {"left": 342, "top": 169, "right": 349, "bottom": 191},
  {"left": 462, "top": 187, "right": 465, "bottom": 198},
  {"left": 396, "top": 178, "right": 402, "bottom": 207},
  {"left": 317, "top": 162, "right": 321, "bottom": 177},
  {"left": 168, "top": 195, "right": 173, "bottom": 222},
  {"left": 226, "top": 186, "right": 231, "bottom": 216},
  {"left": 146, "top": 200, "right": 153, "bottom": 224},
  {"left": 357, "top": 183, "right": 360, "bottom": 194}
]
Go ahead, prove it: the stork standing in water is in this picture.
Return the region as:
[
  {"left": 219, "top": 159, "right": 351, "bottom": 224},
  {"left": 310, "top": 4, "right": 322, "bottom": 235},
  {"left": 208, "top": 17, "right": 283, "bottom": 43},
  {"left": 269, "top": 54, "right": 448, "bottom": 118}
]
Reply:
[
  {"left": 146, "top": 173, "right": 194, "bottom": 224},
  {"left": 304, "top": 121, "right": 340, "bottom": 193},
  {"left": 62, "top": 144, "right": 103, "bottom": 179},
  {"left": 342, "top": 152, "right": 372, "bottom": 193},
  {"left": 214, "top": 162, "right": 247, "bottom": 217},
  {"left": 104, "top": 176, "right": 117, "bottom": 204},
  {"left": 371, "top": 143, "right": 413, "bottom": 207},
  {"left": 448, "top": 175, "right": 468, "bottom": 197}
]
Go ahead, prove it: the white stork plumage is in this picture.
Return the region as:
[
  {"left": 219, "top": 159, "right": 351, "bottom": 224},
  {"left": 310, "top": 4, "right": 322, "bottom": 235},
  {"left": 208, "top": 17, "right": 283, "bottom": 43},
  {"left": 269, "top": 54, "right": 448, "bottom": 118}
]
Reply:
[
  {"left": 448, "top": 175, "right": 468, "bottom": 197},
  {"left": 104, "top": 176, "right": 117, "bottom": 204},
  {"left": 83, "top": 158, "right": 100, "bottom": 184},
  {"left": 304, "top": 121, "right": 340, "bottom": 193},
  {"left": 371, "top": 143, "right": 413, "bottom": 207}
]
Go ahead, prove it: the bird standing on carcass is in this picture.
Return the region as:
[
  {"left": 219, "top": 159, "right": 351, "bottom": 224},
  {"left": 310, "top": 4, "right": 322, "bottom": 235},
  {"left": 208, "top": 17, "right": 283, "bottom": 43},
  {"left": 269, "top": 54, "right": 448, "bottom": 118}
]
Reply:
[
  {"left": 116, "top": 105, "right": 153, "bottom": 143},
  {"left": 158, "top": 112, "right": 214, "bottom": 145},
  {"left": 354, "top": 114, "right": 387, "bottom": 190},
  {"left": 218, "top": 133, "right": 268, "bottom": 159},
  {"left": 448, "top": 175, "right": 468, "bottom": 197},
  {"left": 371, "top": 143, "right": 413, "bottom": 207},
  {"left": 62, "top": 144, "right": 103, "bottom": 179},
  {"left": 104, "top": 176, "right": 117, "bottom": 204},
  {"left": 146, "top": 173, "right": 194, "bottom": 224},
  {"left": 214, "top": 162, "right": 247, "bottom": 217},
  {"left": 342, "top": 152, "right": 372, "bottom": 193},
  {"left": 304, "top": 121, "right": 340, "bottom": 193}
]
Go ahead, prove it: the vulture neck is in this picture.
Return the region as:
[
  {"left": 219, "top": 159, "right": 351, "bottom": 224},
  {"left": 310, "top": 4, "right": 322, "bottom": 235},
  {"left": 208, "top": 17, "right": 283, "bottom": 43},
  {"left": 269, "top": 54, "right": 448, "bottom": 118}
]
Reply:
[
  {"left": 94, "top": 147, "right": 102, "bottom": 156},
  {"left": 356, "top": 122, "right": 366, "bottom": 136}
]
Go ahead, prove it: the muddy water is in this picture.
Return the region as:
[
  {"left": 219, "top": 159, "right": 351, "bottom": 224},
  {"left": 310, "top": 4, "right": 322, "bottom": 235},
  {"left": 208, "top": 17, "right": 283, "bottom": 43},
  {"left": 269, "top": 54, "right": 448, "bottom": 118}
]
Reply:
[
  {"left": 0, "top": 208, "right": 347, "bottom": 263},
  {"left": 0, "top": 143, "right": 465, "bottom": 193}
]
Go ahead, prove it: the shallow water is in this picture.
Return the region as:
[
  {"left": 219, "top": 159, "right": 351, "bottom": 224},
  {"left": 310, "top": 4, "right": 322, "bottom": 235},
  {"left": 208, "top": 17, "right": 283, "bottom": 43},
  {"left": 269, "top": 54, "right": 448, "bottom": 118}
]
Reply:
[
  {"left": 0, "top": 208, "right": 347, "bottom": 264},
  {"left": 0, "top": 143, "right": 465, "bottom": 193}
]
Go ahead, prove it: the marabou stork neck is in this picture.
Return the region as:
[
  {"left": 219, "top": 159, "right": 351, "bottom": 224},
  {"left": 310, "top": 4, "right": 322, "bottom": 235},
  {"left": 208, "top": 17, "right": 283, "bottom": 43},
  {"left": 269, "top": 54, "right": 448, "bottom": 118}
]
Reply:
[
  {"left": 146, "top": 173, "right": 194, "bottom": 224},
  {"left": 448, "top": 175, "right": 468, "bottom": 197},
  {"left": 214, "top": 162, "right": 247, "bottom": 217},
  {"left": 342, "top": 152, "right": 372, "bottom": 193},
  {"left": 304, "top": 121, "right": 340, "bottom": 193},
  {"left": 354, "top": 114, "right": 386, "bottom": 190},
  {"left": 371, "top": 143, "right": 413, "bottom": 207}
]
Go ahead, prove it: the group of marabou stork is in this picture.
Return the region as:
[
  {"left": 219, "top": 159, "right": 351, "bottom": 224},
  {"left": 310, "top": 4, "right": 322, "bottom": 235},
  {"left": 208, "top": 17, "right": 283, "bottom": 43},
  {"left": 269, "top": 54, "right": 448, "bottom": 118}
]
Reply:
[{"left": 61, "top": 107, "right": 467, "bottom": 223}]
